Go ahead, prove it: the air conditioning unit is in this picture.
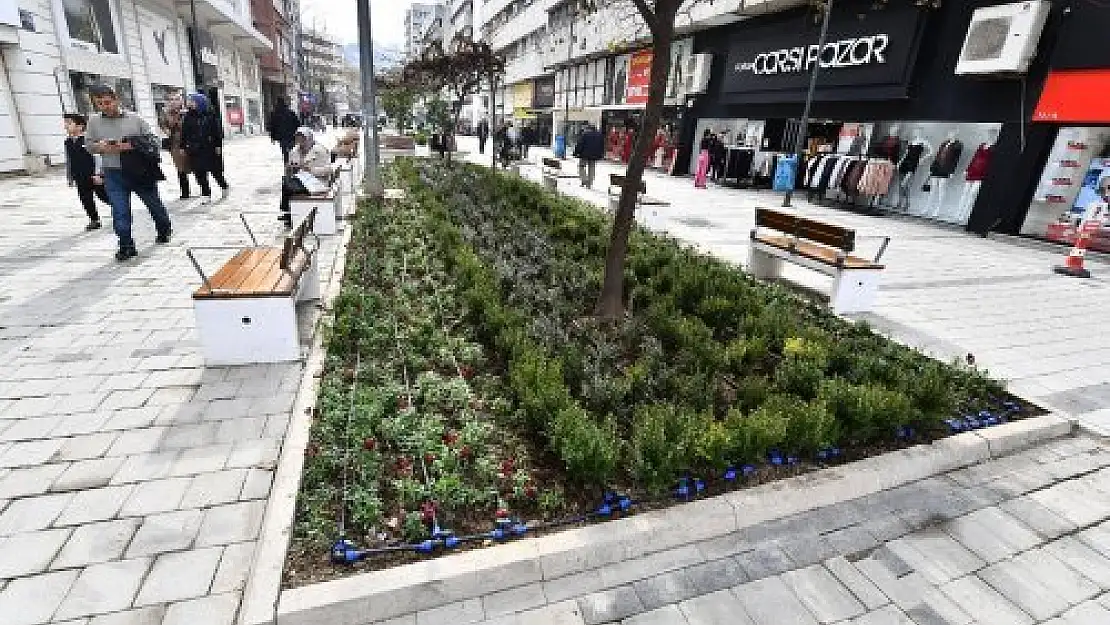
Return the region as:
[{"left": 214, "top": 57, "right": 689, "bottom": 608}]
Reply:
[
  {"left": 955, "top": 1, "right": 1050, "bottom": 76},
  {"left": 685, "top": 53, "right": 712, "bottom": 94}
]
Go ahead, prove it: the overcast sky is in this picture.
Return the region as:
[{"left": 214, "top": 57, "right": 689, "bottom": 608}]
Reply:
[{"left": 299, "top": 0, "right": 411, "bottom": 47}]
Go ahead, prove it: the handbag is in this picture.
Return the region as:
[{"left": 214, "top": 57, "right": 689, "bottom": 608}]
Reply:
[
  {"left": 922, "top": 182, "right": 932, "bottom": 192},
  {"left": 282, "top": 174, "right": 309, "bottom": 195}
]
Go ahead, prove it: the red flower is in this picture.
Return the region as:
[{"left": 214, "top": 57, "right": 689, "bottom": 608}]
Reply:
[
  {"left": 424, "top": 452, "right": 437, "bottom": 465},
  {"left": 495, "top": 507, "right": 509, "bottom": 519},
  {"left": 421, "top": 501, "right": 437, "bottom": 523},
  {"left": 442, "top": 431, "right": 459, "bottom": 446},
  {"left": 396, "top": 457, "right": 413, "bottom": 476},
  {"left": 305, "top": 443, "right": 320, "bottom": 458},
  {"left": 499, "top": 458, "right": 515, "bottom": 477},
  {"left": 362, "top": 438, "right": 377, "bottom": 451},
  {"left": 459, "top": 365, "right": 475, "bottom": 379},
  {"left": 459, "top": 445, "right": 473, "bottom": 460},
  {"left": 524, "top": 485, "right": 537, "bottom": 499}
]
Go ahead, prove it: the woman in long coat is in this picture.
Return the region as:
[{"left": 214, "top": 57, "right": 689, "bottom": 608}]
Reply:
[
  {"left": 181, "top": 93, "right": 229, "bottom": 202},
  {"left": 159, "top": 92, "right": 192, "bottom": 199}
]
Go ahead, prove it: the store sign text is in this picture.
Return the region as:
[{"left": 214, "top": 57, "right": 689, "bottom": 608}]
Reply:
[{"left": 735, "top": 35, "right": 890, "bottom": 76}]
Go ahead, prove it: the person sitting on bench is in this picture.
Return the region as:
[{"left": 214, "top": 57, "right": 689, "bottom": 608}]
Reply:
[{"left": 280, "top": 127, "right": 333, "bottom": 228}]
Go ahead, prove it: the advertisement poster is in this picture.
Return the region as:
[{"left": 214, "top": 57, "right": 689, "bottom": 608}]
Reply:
[
  {"left": 226, "top": 95, "right": 243, "bottom": 126},
  {"left": 665, "top": 38, "right": 694, "bottom": 106},
  {"left": 605, "top": 54, "right": 630, "bottom": 105},
  {"left": 1073, "top": 158, "right": 1110, "bottom": 214},
  {"left": 626, "top": 50, "right": 653, "bottom": 105}
]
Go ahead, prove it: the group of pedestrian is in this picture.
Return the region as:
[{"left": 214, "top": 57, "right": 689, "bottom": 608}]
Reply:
[
  {"left": 699, "top": 129, "right": 728, "bottom": 182},
  {"left": 573, "top": 124, "right": 605, "bottom": 189},
  {"left": 65, "top": 84, "right": 231, "bottom": 262}
]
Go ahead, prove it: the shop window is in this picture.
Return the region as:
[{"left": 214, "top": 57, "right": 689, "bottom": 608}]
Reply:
[
  {"left": 1022, "top": 128, "right": 1110, "bottom": 252},
  {"left": 62, "top": 0, "right": 120, "bottom": 54}
]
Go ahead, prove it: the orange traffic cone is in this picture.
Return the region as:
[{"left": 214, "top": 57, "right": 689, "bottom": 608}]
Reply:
[{"left": 1054, "top": 222, "right": 1096, "bottom": 278}]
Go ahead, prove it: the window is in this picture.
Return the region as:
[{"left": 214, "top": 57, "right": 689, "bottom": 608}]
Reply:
[{"left": 62, "top": 0, "right": 119, "bottom": 53}]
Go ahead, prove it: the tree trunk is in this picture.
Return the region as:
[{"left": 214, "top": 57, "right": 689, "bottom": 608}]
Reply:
[
  {"left": 596, "top": 10, "right": 676, "bottom": 320},
  {"left": 489, "top": 76, "right": 498, "bottom": 169}
]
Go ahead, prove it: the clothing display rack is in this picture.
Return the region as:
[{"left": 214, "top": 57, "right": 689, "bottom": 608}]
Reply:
[{"left": 802, "top": 153, "right": 897, "bottom": 215}]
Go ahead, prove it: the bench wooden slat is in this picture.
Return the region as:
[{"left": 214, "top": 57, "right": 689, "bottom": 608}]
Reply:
[
  {"left": 235, "top": 251, "right": 284, "bottom": 294},
  {"left": 210, "top": 249, "right": 277, "bottom": 293},
  {"left": 755, "top": 208, "right": 855, "bottom": 252},
  {"left": 754, "top": 234, "right": 882, "bottom": 270}
]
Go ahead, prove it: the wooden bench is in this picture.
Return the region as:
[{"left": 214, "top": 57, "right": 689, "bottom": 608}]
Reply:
[
  {"left": 187, "top": 211, "right": 321, "bottom": 365},
  {"left": 748, "top": 208, "right": 890, "bottom": 314}
]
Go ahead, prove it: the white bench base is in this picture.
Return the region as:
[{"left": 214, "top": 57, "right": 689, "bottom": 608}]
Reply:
[
  {"left": 291, "top": 196, "right": 338, "bottom": 235},
  {"left": 193, "top": 261, "right": 320, "bottom": 366},
  {"left": 543, "top": 174, "right": 558, "bottom": 191},
  {"left": 748, "top": 241, "right": 882, "bottom": 314}
]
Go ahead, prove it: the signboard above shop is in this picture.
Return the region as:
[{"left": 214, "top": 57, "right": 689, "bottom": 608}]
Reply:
[{"left": 721, "top": 6, "right": 927, "bottom": 104}]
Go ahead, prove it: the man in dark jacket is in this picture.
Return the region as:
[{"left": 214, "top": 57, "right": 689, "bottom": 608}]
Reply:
[
  {"left": 477, "top": 119, "right": 489, "bottom": 154},
  {"left": 573, "top": 124, "right": 605, "bottom": 189},
  {"left": 63, "top": 113, "right": 109, "bottom": 230},
  {"left": 268, "top": 98, "right": 300, "bottom": 164}
]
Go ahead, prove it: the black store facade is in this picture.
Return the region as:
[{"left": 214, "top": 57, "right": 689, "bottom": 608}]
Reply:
[{"left": 681, "top": 0, "right": 1061, "bottom": 230}]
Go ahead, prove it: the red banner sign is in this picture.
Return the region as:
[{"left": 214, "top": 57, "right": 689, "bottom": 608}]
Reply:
[
  {"left": 227, "top": 106, "right": 244, "bottom": 126},
  {"left": 626, "top": 50, "right": 653, "bottom": 105}
]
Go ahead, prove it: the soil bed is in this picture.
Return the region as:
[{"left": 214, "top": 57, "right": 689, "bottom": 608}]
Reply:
[{"left": 284, "top": 160, "right": 1039, "bottom": 587}]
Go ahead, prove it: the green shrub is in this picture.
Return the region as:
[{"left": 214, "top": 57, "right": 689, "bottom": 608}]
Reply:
[
  {"left": 774, "top": 355, "right": 827, "bottom": 399},
  {"left": 733, "top": 376, "right": 772, "bottom": 413},
  {"left": 630, "top": 403, "right": 699, "bottom": 492},
  {"left": 550, "top": 406, "right": 620, "bottom": 483},
  {"left": 694, "top": 418, "right": 734, "bottom": 472},
  {"left": 509, "top": 346, "right": 571, "bottom": 428},
  {"left": 414, "top": 131, "right": 428, "bottom": 146},
  {"left": 727, "top": 404, "right": 787, "bottom": 463},
  {"left": 820, "top": 379, "right": 913, "bottom": 444}
]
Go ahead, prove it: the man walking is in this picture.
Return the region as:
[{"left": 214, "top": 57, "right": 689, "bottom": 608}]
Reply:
[
  {"left": 477, "top": 118, "right": 489, "bottom": 154},
  {"left": 268, "top": 98, "right": 300, "bottom": 164},
  {"left": 85, "top": 84, "right": 172, "bottom": 261},
  {"left": 573, "top": 124, "right": 604, "bottom": 189}
]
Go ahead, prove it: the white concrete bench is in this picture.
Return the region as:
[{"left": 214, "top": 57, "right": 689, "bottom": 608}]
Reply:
[
  {"left": 747, "top": 207, "right": 890, "bottom": 314},
  {"left": 290, "top": 184, "right": 340, "bottom": 235},
  {"left": 541, "top": 157, "right": 578, "bottom": 191},
  {"left": 187, "top": 211, "right": 321, "bottom": 365}
]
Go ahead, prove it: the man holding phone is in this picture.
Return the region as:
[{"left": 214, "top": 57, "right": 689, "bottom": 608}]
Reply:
[{"left": 85, "top": 84, "right": 173, "bottom": 261}]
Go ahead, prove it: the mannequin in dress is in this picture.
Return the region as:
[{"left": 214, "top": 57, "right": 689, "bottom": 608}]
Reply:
[
  {"left": 872, "top": 124, "right": 903, "bottom": 161},
  {"left": 896, "top": 127, "right": 932, "bottom": 211},
  {"left": 952, "top": 128, "right": 998, "bottom": 223},
  {"left": 927, "top": 130, "right": 964, "bottom": 219}
]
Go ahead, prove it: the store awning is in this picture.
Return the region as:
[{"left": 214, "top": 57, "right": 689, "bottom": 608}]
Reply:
[{"left": 1034, "top": 70, "right": 1110, "bottom": 124}]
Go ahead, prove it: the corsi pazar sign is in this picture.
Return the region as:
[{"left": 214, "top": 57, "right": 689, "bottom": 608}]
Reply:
[{"left": 735, "top": 34, "right": 891, "bottom": 76}]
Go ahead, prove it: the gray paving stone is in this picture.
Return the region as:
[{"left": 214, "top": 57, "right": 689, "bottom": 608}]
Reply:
[
  {"left": 168, "top": 444, "right": 232, "bottom": 477},
  {"left": 180, "top": 469, "right": 248, "bottom": 508},
  {"left": 0, "top": 492, "right": 72, "bottom": 536},
  {"left": 481, "top": 583, "right": 548, "bottom": 619},
  {"left": 415, "top": 597, "right": 485, "bottom": 625},
  {"left": 215, "top": 416, "right": 267, "bottom": 444},
  {"left": 0, "top": 569, "right": 79, "bottom": 625},
  {"left": 50, "top": 457, "right": 127, "bottom": 493},
  {"left": 119, "top": 476, "right": 191, "bottom": 517},
  {"left": 0, "top": 418, "right": 63, "bottom": 444},
  {"left": 857, "top": 513, "right": 912, "bottom": 543},
  {"left": 1031, "top": 479, "right": 1110, "bottom": 527},
  {"left": 981, "top": 547, "right": 1101, "bottom": 621},
  {"left": 100, "top": 407, "right": 161, "bottom": 432},
  {"left": 51, "top": 518, "right": 140, "bottom": 569},
  {"left": 1060, "top": 600, "right": 1110, "bottom": 625},
  {"left": 939, "top": 575, "right": 1034, "bottom": 625},
  {"left": 110, "top": 451, "right": 179, "bottom": 484},
  {"left": 53, "top": 484, "right": 134, "bottom": 525},
  {"left": 731, "top": 576, "right": 819, "bottom": 625},
  {"left": 1042, "top": 536, "right": 1110, "bottom": 589},
  {"left": 161, "top": 592, "right": 240, "bottom": 625},
  {"left": 0, "top": 527, "right": 71, "bottom": 579},
  {"left": 578, "top": 584, "right": 645, "bottom": 625},
  {"left": 677, "top": 588, "right": 754, "bottom": 625},
  {"left": 776, "top": 535, "right": 838, "bottom": 568},
  {"left": 822, "top": 525, "right": 879, "bottom": 558},
  {"left": 633, "top": 569, "right": 700, "bottom": 611},
  {"left": 543, "top": 569, "right": 606, "bottom": 603},
  {"left": 160, "top": 423, "right": 219, "bottom": 449},
  {"left": 823, "top": 557, "right": 888, "bottom": 611},
  {"left": 886, "top": 528, "right": 985, "bottom": 585},
  {"left": 681, "top": 557, "right": 748, "bottom": 595},
  {"left": 781, "top": 564, "right": 865, "bottom": 623},
  {"left": 855, "top": 559, "right": 931, "bottom": 610},
  {"left": 479, "top": 599, "right": 584, "bottom": 625},
  {"left": 0, "top": 463, "right": 68, "bottom": 498},
  {"left": 240, "top": 468, "right": 273, "bottom": 500},
  {"left": 87, "top": 605, "right": 166, "bottom": 625},
  {"left": 51, "top": 412, "right": 112, "bottom": 438},
  {"left": 53, "top": 558, "right": 150, "bottom": 620},
  {"left": 134, "top": 546, "right": 222, "bottom": 605},
  {"left": 999, "top": 495, "right": 1079, "bottom": 540},
  {"left": 194, "top": 500, "right": 265, "bottom": 546},
  {"left": 851, "top": 604, "right": 915, "bottom": 625},
  {"left": 55, "top": 433, "right": 120, "bottom": 462},
  {"left": 211, "top": 541, "right": 255, "bottom": 594},
  {"left": 943, "top": 506, "right": 1042, "bottom": 563},
  {"left": 733, "top": 544, "right": 796, "bottom": 581},
  {"left": 125, "top": 509, "right": 204, "bottom": 557},
  {"left": 105, "top": 429, "right": 169, "bottom": 458},
  {"left": 621, "top": 605, "right": 689, "bottom": 625},
  {"left": 225, "top": 438, "right": 281, "bottom": 469}
]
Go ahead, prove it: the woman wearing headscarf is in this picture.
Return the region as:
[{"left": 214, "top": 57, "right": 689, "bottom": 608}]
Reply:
[
  {"left": 181, "top": 93, "right": 229, "bottom": 203},
  {"left": 158, "top": 91, "right": 192, "bottom": 199}
]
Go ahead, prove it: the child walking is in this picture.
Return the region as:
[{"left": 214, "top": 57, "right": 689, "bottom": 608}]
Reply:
[{"left": 64, "top": 113, "right": 109, "bottom": 231}]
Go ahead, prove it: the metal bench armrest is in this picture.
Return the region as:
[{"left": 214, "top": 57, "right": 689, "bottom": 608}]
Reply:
[{"left": 238, "top": 213, "right": 259, "bottom": 247}]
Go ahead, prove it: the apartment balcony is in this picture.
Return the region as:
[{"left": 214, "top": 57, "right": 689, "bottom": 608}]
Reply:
[
  {"left": 503, "top": 49, "right": 547, "bottom": 85},
  {"left": 486, "top": 0, "right": 558, "bottom": 52},
  {"left": 177, "top": 0, "right": 273, "bottom": 51}
]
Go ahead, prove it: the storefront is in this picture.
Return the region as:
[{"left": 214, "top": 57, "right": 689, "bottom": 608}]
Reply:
[{"left": 684, "top": 0, "right": 1057, "bottom": 228}]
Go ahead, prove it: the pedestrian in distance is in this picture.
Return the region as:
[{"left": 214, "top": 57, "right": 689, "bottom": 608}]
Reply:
[
  {"left": 520, "top": 123, "right": 535, "bottom": 160},
  {"left": 268, "top": 97, "right": 300, "bottom": 164},
  {"left": 477, "top": 118, "right": 489, "bottom": 154},
  {"left": 573, "top": 123, "right": 605, "bottom": 189},
  {"left": 85, "top": 84, "right": 172, "bottom": 262},
  {"left": 63, "top": 113, "right": 110, "bottom": 231},
  {"left": 181, "top": 93, "right": 229, "bottom": 204},
  {"left": 158, "top": 91, "right": 192, "bottom": 199}
]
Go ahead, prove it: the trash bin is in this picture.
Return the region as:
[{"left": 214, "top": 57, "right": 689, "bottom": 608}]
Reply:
[
  {"left": 773, "top": 155, "right": 798, "bottom": 192},
  {"left": 554, "top": 134, "right": 567, "bottom": 159}
]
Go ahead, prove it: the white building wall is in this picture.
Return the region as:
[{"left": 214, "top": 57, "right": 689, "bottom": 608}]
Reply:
[{"left": 4, "top": 0, "right": 67, "bottom": 169}]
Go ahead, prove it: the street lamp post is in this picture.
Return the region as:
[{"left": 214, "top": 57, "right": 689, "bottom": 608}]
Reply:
[
  {"left": 783, "top": 0, "right": 833, "bottom": 208},
  {"left": 357, "top": 0, "right": 382, "bottom": 196},
  {"left": 188, "top": 0, "right": 204, "bottom": 92}
]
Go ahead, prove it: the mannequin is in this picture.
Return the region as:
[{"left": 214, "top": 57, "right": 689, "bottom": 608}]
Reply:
[
  {"left": 872, "top": 124, "right": 904, "bottom": 162},
  {"left": 896, "top": 128, "right": 932, "bottom": 212},
  {"left": 952, "top": 128, "right": 998, "bottom": 224},
  {"left": 927, "top": 131, "right": 964, "bottom": 219}
]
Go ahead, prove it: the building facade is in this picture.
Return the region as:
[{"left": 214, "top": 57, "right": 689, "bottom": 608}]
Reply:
[
  {"left": 301, "top": 28, "right": 346, "bottom": 119},
  {"left": 404, "top": 1, "right": 444, "bottom": 60},
  {"left": 251, "top": 0, "right": 297, "bottom": 120},
  {"left": 0, "top": 0, "right": 269, "bottom": 174}
]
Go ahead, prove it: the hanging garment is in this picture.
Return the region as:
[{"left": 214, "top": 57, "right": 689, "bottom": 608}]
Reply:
[
  {"left": 831, "top": 157, "right": 857, "bottom": 191},
  {"left": 858, "top": 159, "right": 896, "bottom": 196},
  {"left": 965, "top": 143, "right": 992, "bottom": 182},
  {"left": 899, "top": 142, "right": 926, "bottom": 175},
  {"left": 730, "top": 149, "right": 755, "bottom": 179},
  {"left": 840, "top": 160, "right": 865, "bottom": 194},
  {"left": 817, "top": 156, "right": 841, "bottom": 192},
  {"left": 803, "top": 155, "right": 823, "bottom": 187},
  {"left": 871, "top": 136, "right": 903, "bottom": 162},
  {"left": 930, "top": 139, "right": 964, "bottom": 178},
  {"left": 849, "top": 134, "right": 867, "bottom": 156}
]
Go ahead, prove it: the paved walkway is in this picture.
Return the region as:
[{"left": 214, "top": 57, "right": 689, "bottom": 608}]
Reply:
[
  {"left": 451, "top": 434, "right": 1110, "bottom": 625},
  {"left": 457, "top": 137, "right": 1110, "bottom": 434},
  {"left": 0, "top": 134, "right": 345, "bottom": 624}
]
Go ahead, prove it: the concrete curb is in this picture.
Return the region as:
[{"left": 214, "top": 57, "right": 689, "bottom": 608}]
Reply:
[
  {"left": 274, "top": 413, "right": 1072, "bottom": 625},
  {"left": 238, "top": 212, "right": 357, "bottom": 625}
]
